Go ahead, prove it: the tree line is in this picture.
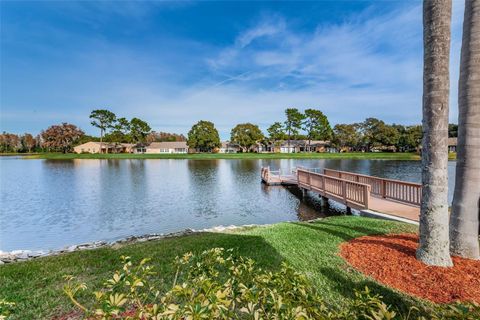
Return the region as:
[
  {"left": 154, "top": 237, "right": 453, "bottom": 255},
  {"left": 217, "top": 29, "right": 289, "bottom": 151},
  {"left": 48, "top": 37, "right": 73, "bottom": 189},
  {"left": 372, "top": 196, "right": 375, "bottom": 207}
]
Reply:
[
  {"left": 0, "top": 109, "right": 182, "bottom": 153},
  {"left": 185, "top": 108, "right": 458, "bottom": 153},
  {"left": 0, "top": 123, "right": 85, "bottom": 153},
  {"left": 1, "top": 108, "right": 459, "bottom": 153},
  {"left": 184, "top": 108, "right": 332, "bottom": 152}
]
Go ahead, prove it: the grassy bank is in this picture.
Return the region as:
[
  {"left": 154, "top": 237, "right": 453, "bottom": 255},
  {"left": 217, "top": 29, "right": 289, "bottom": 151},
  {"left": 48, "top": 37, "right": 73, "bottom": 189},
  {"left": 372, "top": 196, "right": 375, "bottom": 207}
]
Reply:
[
  {"left": 0, "top": 216, "right": 440, "bottom": 319},
  {"left": 18, "top": 152, "right": 429, "bottom": 160}
]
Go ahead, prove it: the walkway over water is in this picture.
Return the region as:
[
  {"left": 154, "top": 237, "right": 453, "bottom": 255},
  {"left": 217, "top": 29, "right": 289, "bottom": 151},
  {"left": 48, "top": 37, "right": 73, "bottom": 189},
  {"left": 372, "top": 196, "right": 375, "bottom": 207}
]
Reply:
[{"left": 261, "top": 167, "right": 421, "bottom": 223}]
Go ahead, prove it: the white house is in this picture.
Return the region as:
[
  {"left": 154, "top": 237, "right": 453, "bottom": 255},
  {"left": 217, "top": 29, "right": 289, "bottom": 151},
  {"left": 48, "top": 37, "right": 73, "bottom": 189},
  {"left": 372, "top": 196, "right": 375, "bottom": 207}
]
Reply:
[
  {"left": 218, "top": 141, "right": 239, "bottom": 153},
  {"left": 145, "top": 141, "right": 189, "bottom": 154},
  {"left": 73, "top": 142, "right": 134, "bottom": 154}
]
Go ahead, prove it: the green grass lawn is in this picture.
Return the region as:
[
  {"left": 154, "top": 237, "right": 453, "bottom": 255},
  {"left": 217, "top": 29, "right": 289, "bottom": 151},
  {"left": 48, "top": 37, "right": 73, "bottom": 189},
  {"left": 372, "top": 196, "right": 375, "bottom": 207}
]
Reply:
[
  {"left": 0, "top": 216, "right": 443, "bottom": 319},
  {"left": 19, "top": 152, "right": 426, "bottom": 160}
]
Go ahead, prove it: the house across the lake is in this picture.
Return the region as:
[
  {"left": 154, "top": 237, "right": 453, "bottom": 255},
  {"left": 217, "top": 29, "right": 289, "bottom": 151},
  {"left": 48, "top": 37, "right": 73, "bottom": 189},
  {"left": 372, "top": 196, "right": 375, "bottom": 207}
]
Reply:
[
  {"left": 144, "top": 141, "right": 189, "bottom": 154},
  {"left": 74, "top": 139, "right": 337, "bottom": 154},
  {"left": 448, "top": 137, "right": 457, "bottom": 152},
  {"left": 73, "top": 142, "right": 134, "bottom": 154},
  {"left": 254, "top": 140, "right": 335, "bottom": 153},
  {"left": 219, "top": 141, "right": 240, "bottom": 153},
  {"left": 75, "top": 141, "right": 189, "bottom": 154}
]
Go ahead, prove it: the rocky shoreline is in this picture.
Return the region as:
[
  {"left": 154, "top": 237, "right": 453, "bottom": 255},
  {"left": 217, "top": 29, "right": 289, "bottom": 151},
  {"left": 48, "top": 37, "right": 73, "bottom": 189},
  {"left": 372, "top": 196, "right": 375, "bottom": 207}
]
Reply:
[{"left": 0, "top": 223, "right": 265, "bottom": 264}]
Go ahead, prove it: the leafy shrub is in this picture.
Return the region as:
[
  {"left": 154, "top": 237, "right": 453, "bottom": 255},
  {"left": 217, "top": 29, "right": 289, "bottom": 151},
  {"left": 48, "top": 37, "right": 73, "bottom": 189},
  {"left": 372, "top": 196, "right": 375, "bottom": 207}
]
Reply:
[
  {"left": 0, "top": 299, "right": 15, "bottom": 320},
  {"left": 64, "top": 248, "right": 478, "bottom": 320},
  {"left": 429, "top": 302, "right": 480, "bottom": 320}
]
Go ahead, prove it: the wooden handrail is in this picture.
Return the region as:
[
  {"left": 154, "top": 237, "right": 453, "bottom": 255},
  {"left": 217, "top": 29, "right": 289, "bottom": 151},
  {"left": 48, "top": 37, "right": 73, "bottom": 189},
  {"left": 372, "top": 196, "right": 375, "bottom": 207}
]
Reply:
[
  {"left": 323, "top": 168, "right": 421, "bottom": 187},
  {"left": 297, "top": 169, "right": 371, "bottom": 210},
  {"left": 323, "top": 168, "right": 421, "bottom": 206}
]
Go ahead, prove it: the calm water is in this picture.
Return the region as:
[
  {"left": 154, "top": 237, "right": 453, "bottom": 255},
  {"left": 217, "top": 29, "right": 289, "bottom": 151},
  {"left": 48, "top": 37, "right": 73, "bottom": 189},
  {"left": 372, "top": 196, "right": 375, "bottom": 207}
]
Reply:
[{"left": 0, "top": 158, "right": 456, "bottom": 252}]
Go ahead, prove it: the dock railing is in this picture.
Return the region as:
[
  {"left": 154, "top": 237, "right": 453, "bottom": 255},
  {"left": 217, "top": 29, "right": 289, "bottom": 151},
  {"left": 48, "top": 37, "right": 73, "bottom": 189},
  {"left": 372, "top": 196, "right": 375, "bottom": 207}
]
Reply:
[
  {"left": 297, "top": 168, "right": 371, "bottom": 210},
  {"left": 261, "top": 166, "right": 296, "bottom": 183},
  {"left": 322, "top": 168, "right": 421, "bottom": 206}
]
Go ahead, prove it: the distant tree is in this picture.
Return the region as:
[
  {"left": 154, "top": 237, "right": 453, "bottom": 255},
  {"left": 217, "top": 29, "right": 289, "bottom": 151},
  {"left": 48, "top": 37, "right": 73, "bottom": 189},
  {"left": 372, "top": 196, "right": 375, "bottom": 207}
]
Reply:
[
  {"left": 332, "top": 124, "right": 361, "bottom": 151},
  {"left": 35, "top": 134, "right": 43, "bottom": 152},
  {"left": 21, "top": 133, "right": 36, "bottom": 153},
  {"left": 0, "top": 132, "right": 21, "bottom": 153},
  {"left": 398, "top": 125, "right": 422, "bottom": 152},
  {"left": 360, "top": 117, "right": 383, "bottom": 151},
  {"left": 146, "top": 131, "right": 187, "bottom": 143},
  {"left": 104, "top": 131, "right": 129, "bottom": 144},
  {"left": 130, "top": 118, "right": 151, "bottom": 143},
  {"left": 230, "top": 123, "right": 264, "bottom": 152},
  {"left": 284, "top": 108, "right": 305, "bottom": 152},
  {"left": 76, "top": 135, "right": 100, "bottom": 145},
  {"left": 0, "top": 133, "right": 5, "bottom": 152},
  {"left": 116, "top": 117, "right": 131, "bottom": 135},
  {"left": 187, "top": 120, "right": 221, "bottom": 152},
  {"left": 105, "top": 117, "right": 132, "bottom": 143},
  {"left": 360, "top": 118, "right": 400, "bottom": 151},
  {"left": 377, "top": 124, "right": 400, "bottom": 149},
  {"left": 295, "top": 134, "right": 308, "bottom": 140},
  {"left": 41, "top": 123, "right": 84, "bottom": 153},
  {"left": 448, "top": 123, "right": 458, "bottom": 137},
  {"left": 90, "top": 109, "right": 116, "bottom": 153},
  {"left": 303, "top": 109, "right": 332, "bottom": 148},
  {"left": 267, "top": 122, "right": 287, "bottom": 142}
]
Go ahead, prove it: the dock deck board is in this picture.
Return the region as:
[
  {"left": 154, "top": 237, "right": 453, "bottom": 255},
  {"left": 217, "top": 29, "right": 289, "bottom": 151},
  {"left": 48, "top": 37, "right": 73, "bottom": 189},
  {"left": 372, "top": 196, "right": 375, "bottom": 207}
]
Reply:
[{"left": 368, "top": 196, "right": 419, "bottom": 222}]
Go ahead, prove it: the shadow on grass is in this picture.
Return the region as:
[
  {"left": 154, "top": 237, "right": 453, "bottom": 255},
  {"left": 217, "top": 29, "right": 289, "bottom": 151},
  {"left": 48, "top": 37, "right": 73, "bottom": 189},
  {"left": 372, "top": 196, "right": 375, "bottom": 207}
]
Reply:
[
  {"left": 319, "top": 220, "right": 403, "bottom": 236},
  {"left": 0, "top": 232, "right": 284, "bottom": 320},
  {"left": 121, "top": 232, "right": 285, "bottom": 270},
  {"left": 295, "top": 222, "right": 354, "bottom": 241},
  {"left": 298, "top": 220, "right": 417, "bottom": 253},
  {"left": 290, "top": 220, "right": 388, "bottom": 242},
  {"left": 289, "top": 221, "right": 427, "bottom": 315}
]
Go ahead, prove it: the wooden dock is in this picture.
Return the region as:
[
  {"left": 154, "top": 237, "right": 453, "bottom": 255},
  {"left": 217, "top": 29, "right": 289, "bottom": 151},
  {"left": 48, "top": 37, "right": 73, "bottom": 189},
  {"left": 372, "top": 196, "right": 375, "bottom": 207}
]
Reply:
[
  {"left": 261, "top": 166, "right": 421, "bottom": 224},
  {"left": 260, "top": 167, "right": 298, "bottom": 186}
]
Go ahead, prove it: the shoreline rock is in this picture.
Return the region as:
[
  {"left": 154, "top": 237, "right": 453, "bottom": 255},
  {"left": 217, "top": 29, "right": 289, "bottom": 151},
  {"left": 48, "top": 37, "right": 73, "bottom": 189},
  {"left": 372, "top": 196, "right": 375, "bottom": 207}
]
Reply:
[{"left": 0, "top": 220, "right": 304, "bottom": 264}]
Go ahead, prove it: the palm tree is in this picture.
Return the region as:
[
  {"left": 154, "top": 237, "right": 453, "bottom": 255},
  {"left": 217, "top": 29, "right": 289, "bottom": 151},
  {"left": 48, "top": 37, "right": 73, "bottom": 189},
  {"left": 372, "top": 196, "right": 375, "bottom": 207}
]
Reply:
[
  {"left": 90, "top": 109, "right": 116, "bottom": 154},
  {"left": 449, "top": 0, "right": 480, "bottom": 260},
  {"left": 284, "top": 108, "right": 304, "bottom": 153},
  {"left": 416, "top": 0, "right": 453, "bottom": 267}
]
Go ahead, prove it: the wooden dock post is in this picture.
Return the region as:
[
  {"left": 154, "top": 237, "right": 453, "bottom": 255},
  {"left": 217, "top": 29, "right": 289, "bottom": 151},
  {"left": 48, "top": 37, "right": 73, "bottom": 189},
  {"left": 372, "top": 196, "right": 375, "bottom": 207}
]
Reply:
[
  {"left": 320, "top": 196, "right": 329, "bottom": 209},
  {"left": 301, "top": 188, "right": 307, "bottom": 198}
]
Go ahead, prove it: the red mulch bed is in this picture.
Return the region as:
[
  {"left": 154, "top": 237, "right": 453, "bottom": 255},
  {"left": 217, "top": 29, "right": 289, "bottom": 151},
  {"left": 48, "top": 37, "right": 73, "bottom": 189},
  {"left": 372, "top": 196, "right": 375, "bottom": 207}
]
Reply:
[{"left": 340, "top": 233, "right": 480, "bottom": 304}]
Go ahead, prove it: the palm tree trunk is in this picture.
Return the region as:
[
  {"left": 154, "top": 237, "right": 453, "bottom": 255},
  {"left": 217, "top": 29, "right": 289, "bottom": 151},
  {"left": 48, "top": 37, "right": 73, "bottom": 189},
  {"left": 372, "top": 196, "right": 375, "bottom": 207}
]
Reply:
[
  {"left": 449, "top": 0, "right": 480, "bottom": 260},
  {"left": 417, "top": 0, "right": 453, "bottom": 267}
]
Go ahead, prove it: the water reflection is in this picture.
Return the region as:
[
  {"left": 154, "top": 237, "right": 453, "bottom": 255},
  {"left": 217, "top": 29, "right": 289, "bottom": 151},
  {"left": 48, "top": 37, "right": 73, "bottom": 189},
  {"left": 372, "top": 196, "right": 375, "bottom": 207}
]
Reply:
[{"left": 0, "top": 158, "right": 456, "bottom": 251}]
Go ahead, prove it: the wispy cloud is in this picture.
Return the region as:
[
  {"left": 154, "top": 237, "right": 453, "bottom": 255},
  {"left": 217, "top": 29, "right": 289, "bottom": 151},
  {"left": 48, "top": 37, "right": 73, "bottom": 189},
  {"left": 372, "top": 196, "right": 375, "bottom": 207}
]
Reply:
[
  {"left": 208, "top": 4, "right": 423, "bottom": 91},
  {"left": 1, "top": 1, "right": 465, "bottom": 138}
]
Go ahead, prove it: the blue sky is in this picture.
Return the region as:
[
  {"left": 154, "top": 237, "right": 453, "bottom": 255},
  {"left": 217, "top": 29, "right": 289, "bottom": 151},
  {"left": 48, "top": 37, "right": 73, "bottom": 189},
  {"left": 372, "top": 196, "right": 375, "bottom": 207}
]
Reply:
[{"left": 0, "top": 0, "right": 465, "bottom": 139}]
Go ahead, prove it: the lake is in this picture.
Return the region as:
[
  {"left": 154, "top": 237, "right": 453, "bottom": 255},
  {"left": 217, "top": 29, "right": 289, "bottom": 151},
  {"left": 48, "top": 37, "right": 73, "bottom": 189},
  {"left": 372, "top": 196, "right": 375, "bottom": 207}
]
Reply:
[{"left": 0, "top": 158, "right": 457, "bottom": 252}]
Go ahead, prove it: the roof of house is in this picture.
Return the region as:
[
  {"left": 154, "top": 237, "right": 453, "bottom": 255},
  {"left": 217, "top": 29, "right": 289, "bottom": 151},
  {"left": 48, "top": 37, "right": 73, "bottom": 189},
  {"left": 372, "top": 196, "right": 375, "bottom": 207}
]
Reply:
[
  {"left": 147, "top": 141, "right": 188, "bottom": 149},
  {"left": 221, "top": 141, "right": 239, "bottom": 148},
  {"left": 74, "top": 141, "right": 111, "bottom": 148},
  {"left": 276, "top": 140, "right": 330, "bottom": 147},
  {"left": 448, "top": 137, "right": 457, "bottom": 146},
  {"left": 74, "top": 142, "right": 98, "bottom": 148},
  {"left": 75, "top": 141, "right": 134, "bottom": 148}
]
